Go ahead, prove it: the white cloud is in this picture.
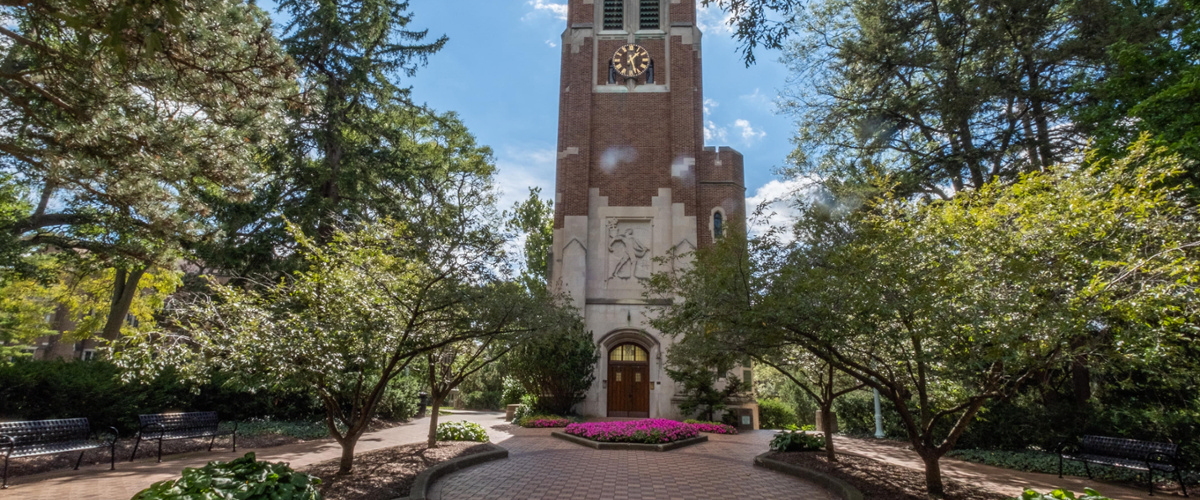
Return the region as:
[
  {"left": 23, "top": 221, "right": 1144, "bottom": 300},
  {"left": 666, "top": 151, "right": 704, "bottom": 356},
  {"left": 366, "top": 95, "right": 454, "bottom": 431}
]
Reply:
[
  {"left": 525, "top": 0, "right": 568, "bottom": 21},
  {"left": 545, "top": 39, "right": 558, "bottom": 48},
  {"left": 738, "top": 88, "right": 774, "bottom": 112},
  {"left": 697, "top": 4, "right": 734, "bottom": 34},
  {"left": 745, "top": 178, "right": 819, "bottom": 237},
  {"left": 494, "top": 146, "right": 557, "bottom": 213},
  {"left": 704, "top": 121, "right": 727, "bottom": 142},
  {"left": 733, "top": 119, "right": 766, "bottom": 144},
  {"left": 703, "top": 98, "right": 719, "bottom": 116}
]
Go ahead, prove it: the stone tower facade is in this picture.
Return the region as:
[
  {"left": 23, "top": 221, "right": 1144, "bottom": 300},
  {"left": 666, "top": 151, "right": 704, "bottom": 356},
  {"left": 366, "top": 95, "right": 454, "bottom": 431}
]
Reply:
[{"left": 549, "top": 0, "right": 752, "bottom": 422}]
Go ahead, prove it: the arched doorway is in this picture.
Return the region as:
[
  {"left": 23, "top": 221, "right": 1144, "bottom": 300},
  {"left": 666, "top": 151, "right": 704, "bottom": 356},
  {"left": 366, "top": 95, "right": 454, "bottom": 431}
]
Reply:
[{"left": 607, "top": 343, "right": 650, "bottom": 417}]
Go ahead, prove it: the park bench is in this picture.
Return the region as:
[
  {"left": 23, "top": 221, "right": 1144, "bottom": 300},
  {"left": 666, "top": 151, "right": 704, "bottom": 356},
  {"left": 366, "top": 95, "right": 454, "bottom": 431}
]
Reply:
[
  {"left": 0, "top": 418, "right": 117, "bottom": 489},
  {"left": 1058, "top": 435, "right": 1189, "bottom": 497},
  {"left": 130, "top": 412, "right": 237, "bottom": 463}
]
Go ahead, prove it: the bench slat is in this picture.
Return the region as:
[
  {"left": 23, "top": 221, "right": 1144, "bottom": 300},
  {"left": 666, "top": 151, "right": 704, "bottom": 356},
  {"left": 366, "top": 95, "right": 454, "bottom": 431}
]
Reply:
[{"left": 0, "top": 418, "right": 100, "bottom": 457}]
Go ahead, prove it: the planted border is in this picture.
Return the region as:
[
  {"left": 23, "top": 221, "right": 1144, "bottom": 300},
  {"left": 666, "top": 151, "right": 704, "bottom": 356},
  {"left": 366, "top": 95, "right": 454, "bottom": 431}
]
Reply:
[{"left": 551, "top": 431, "right": 708, "bottom": 451}]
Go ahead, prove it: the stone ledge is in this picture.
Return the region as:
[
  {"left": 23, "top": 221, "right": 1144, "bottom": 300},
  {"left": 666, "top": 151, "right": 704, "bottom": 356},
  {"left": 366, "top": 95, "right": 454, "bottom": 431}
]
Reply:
[
  {"left": 753, "top": 452, "right": 864, "bottom": 500},
  {"left": 550, "top": 432, "right": 707, "bottom": 451},
  {"left": 396, "top": 443, "right": 509, "bottom": 500}
]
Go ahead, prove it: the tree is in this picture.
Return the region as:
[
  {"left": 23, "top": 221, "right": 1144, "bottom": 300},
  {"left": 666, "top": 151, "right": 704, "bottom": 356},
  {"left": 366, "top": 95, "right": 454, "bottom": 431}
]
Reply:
[
  {"left": 651, "top": 139, "right": 1200, "bottom": 496},
  {"left": 116, "top": 113, "right": 521, "bottom": 473},
  {"left": 505, "top": 187, "right": 554, "bottom": 291},
  {"left": 0, "top": 0, "right": 295, "bottom": 338},
  {"left": 198, "top": 0, "right": 451, "bottom": 276},
  {"left": 505, "top": 317, "right": 598, "bottom": 416}
]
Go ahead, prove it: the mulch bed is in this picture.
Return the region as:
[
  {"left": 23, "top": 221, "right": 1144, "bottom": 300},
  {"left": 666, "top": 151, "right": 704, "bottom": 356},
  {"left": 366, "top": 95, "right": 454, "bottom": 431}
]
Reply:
[
  {"left": 769, "top": 451, "right": 1010, "bottom": 500},
  {"left": 3, "top": 419, "right": 404, "bottom": 481},
  {"left": 300, "top": 441, "right": 492, "bottom": 500}
]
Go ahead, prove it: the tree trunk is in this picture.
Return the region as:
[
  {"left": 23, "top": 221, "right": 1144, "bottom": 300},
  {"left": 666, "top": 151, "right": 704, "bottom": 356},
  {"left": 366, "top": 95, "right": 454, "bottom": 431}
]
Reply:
[
  {"left": 919, "top": 450, "right": 946, "bottom": 498},
  {"left": 819, "top": 404, "right": 837, "bottom": 462},
  {"left": 336, "top": 436, "right": 357, "bottom": 475},
  {"left": 427, "top": 396, "right": 443, "bottom": 448},
  {"left": 101, "top": 266, "right": 147, "bottom": 341}
]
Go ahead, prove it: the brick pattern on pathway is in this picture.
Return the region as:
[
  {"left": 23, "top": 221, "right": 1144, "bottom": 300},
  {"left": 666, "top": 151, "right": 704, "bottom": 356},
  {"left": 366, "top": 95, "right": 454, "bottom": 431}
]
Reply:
[{"left": 429, "top": 428, "right": 836, "bottom": 500}]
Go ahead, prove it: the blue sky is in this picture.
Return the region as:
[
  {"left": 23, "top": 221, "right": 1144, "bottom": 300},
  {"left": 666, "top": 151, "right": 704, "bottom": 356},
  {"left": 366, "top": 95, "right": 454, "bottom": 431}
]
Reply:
[{"left": 265, "top": 1, "right": 803, "bottom": 219}]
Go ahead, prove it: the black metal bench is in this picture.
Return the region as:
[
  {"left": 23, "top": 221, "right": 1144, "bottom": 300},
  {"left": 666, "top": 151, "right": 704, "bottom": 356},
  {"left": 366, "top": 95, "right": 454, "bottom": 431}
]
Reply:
[
  {"left": 130, "top": 412, "right": 236, "bottom": 463},
  {"left": 1058, "top": 435, "right": 1189, "bottom": 496},
  {"left": 0, "top": 418, "right": 117, "bottom": 489}
]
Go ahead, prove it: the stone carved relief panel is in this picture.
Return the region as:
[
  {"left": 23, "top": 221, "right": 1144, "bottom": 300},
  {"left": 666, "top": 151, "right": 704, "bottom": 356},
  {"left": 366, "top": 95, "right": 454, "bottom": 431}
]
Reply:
[{"left": 605, "top": 219, "right": 653, "bottom": 287}]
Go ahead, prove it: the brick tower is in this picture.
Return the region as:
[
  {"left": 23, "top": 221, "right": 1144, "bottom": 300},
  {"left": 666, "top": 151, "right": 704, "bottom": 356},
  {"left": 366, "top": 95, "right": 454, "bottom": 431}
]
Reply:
[{"left": 549, "top": 0, "right": 752, "bottom": 422}]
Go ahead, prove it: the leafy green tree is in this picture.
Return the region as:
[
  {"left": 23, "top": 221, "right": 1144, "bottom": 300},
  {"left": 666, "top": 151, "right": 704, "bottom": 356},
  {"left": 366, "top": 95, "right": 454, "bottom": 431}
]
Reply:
[
  {"left": 506, "top": 187, "right": 554, "bottom": 291},
  {"left": 200, "top": 0, "right": 451, "bottom": 275},
  {"left": 0, "top": 0, "right": 295, "bottom": 338},
  {"left": 664, "top": 335, "right": 746, "bottom": 423},
  {"left": 505, "top": 317, "right": 598, "bottom": 416},
  {"left": 651, "top": 139, "right": 1200, "bottom": 496}
]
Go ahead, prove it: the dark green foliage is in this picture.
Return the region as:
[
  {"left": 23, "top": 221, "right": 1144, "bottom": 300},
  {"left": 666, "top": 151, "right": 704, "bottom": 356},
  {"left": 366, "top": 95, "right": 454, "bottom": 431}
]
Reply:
[
  {"left": 0, "top": 360, "right": 322, "bottom": 434},
  {"left": 456, "top": 364, "right": 504, "bottom": 411},
  {"left": 500, "top": 376, "right": 526, "bottom": 406},
  {"left": 831, "top": 390, "right": 908, "bottom": 438},
  {"left": 131, "top": 452, "right": 321, "bottom": 500},
  {"left": 374, "top": 375, "right": 423, "bottom": 421},
  {"left": 756, "top": 398, "right": 799, "bottom": 430},
  {"left": 505, "top": 321, "right": 597, "bottom": 416},
  {"left": 769, "top": 430, "right": 824, "bottom": 452},
  {"left": 951, "top": 449, "right": 1200, "bottom": 487}
]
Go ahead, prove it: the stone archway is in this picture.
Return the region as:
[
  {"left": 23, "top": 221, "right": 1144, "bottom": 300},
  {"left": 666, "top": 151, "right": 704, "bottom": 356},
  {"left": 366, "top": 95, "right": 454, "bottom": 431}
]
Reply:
[{"left": 606, "top": 343, "right": 650, "bottom": 417}]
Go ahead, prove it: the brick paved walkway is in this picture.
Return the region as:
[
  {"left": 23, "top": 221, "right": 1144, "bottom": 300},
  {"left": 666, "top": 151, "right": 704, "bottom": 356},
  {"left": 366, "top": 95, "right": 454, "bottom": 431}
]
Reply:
[
  {"left": 1, "top": 411, "right": 1168, "bottom": 500},
  {"left": 429, "top": 427, "right": 836, "bottom": 500}
]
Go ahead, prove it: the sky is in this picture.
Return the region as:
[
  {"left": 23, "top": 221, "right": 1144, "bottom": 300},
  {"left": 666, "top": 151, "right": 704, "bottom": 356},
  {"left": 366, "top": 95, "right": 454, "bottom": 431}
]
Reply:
[{"left": 263, "top": 0, "right": 805, "bottom": 224}]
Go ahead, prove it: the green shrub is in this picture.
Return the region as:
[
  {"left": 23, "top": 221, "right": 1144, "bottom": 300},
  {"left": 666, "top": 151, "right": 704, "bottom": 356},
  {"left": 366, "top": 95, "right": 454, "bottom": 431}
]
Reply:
[
  {"left": 435, "top": 420, "right": 488, "bottom": 442},
  {"left": 832, "top": 389, "right": 907, "bottom": 437},
  {"left": 0, "top": 360, "right": 324, "bottom": 435},
  {"left": 131, "top": 452, "right": 321, "bottom": 500},
  {"left": 769, "top": 430, "right": 824, "bottom": 452},
  {"left": 511, "top": 403, "right": 532, "bottom": 423},
  {"left": 757, "top": 398, "right": 799, "bottom": 429},
  {"left": 1012, "top": 488, "right": 1111, "bottom": 500},
  {"left": 460, "top": 389, "right": 502, "bottom": 411},
  {"left": 949, "top": 449, "right": 1200, "bottom": 486},
  {"left": 374, "top": 375, "right": 421, "bottom": 421},
  {"left": 506, "top": 323, "right": 597, "bottom": 415},
  {"left": 500, "top": 376, "right": 525, "bottom": 406}
]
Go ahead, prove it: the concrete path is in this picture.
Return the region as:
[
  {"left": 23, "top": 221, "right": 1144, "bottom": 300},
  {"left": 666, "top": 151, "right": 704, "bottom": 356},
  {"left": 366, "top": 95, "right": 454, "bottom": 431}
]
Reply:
[{"left": 430, "top": 427, "right": 835, "bottom": 500}]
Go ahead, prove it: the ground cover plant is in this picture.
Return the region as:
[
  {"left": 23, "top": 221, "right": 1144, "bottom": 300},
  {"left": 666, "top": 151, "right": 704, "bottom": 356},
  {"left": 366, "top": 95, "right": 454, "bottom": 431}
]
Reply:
[
  {"left": 950, "top": 449, "right": 1200, "bottom": 490},
  {"left": 1015, "top": 489, "right": 1113, "bottom": 500},
  {"left": 562, "top": 419, "right": 699, "bottom": 444},
  {"left": 132, "top": 452, "right": 321, "bottom": 500},
  {"left": 770, "top": 451, "right": 1009, "bottom": 500},
  {"left": 435, "top": 421, "right": 489, "bottom": 442},
  {"left": 683, "top": 420, "right": 738, "bottom": 434}
]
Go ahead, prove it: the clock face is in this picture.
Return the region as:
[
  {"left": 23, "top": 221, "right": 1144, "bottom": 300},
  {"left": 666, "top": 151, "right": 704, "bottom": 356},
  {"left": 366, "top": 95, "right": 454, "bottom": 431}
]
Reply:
[{"left": 612, "top": 44, "right": 651, "bottom": 79}]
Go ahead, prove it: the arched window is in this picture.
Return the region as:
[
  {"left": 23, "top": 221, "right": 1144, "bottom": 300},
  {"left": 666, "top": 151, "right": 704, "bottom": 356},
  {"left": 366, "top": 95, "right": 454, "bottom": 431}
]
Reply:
[
  {"left": 639, "top": 0, "right": 661, "bottom": 30},
  {"left": 603, "top": 0, "right": 624, "bottom": 30},
  {"left": 609, "top": 343, "right": 648, "bottom": 362},
  {"left": 713, "top": 211, "right": 724, "bottom": 239}
]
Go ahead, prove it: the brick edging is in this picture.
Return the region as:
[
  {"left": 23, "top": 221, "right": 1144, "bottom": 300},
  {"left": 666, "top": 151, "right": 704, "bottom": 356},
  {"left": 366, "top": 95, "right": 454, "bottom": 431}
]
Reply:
[
  {"left": 753, "top": 452, "right": 864, "bottom": 500},
  {"left": 550, "top": 432, "right": 708, "bottom": 451},
  {"left": 395, "top": 443, "right": 509, "bottom": 500}
]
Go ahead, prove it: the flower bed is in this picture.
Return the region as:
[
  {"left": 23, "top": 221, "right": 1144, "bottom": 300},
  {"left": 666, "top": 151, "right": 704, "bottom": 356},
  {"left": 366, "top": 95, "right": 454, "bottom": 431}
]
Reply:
[
  {"left": 689, "top": 422, "right": 738, "bottom": 434},
  {"left": 563, "top": 419, "right": 699, "bottom": 444}
]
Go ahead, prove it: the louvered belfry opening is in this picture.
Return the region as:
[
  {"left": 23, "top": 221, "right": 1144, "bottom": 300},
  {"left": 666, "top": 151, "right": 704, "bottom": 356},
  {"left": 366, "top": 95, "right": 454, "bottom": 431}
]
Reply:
[
  {"left": 603, "top": 0, "right": 624, "bottom": 30},
  {"left": 639, "top": 0, "right": 661, "bottom": 30}
]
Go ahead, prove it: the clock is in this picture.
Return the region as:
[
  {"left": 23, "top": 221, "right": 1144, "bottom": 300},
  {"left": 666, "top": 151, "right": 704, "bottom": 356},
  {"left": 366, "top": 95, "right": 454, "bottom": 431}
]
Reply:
[{"left": 612, "top": 44, "right": 651, "bottom": 79}]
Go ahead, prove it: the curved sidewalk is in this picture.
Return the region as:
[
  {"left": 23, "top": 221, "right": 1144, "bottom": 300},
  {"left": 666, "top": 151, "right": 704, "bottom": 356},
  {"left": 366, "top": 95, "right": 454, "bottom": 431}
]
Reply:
[{"left": 429, "top": 428, "right": 836, "bottom": 500}]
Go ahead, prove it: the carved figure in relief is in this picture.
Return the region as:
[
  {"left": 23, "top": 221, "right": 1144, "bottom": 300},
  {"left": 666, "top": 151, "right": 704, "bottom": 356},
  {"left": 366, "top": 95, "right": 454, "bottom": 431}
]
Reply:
[{"left": 607, "top": 222, "right": 650, "bottom": 281}]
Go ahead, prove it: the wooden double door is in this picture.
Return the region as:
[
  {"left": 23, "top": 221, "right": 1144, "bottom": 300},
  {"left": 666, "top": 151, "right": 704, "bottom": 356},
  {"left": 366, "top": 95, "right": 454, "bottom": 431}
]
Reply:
[{"left": 607, "top": 362, "right": 650, "bottom": 417}]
